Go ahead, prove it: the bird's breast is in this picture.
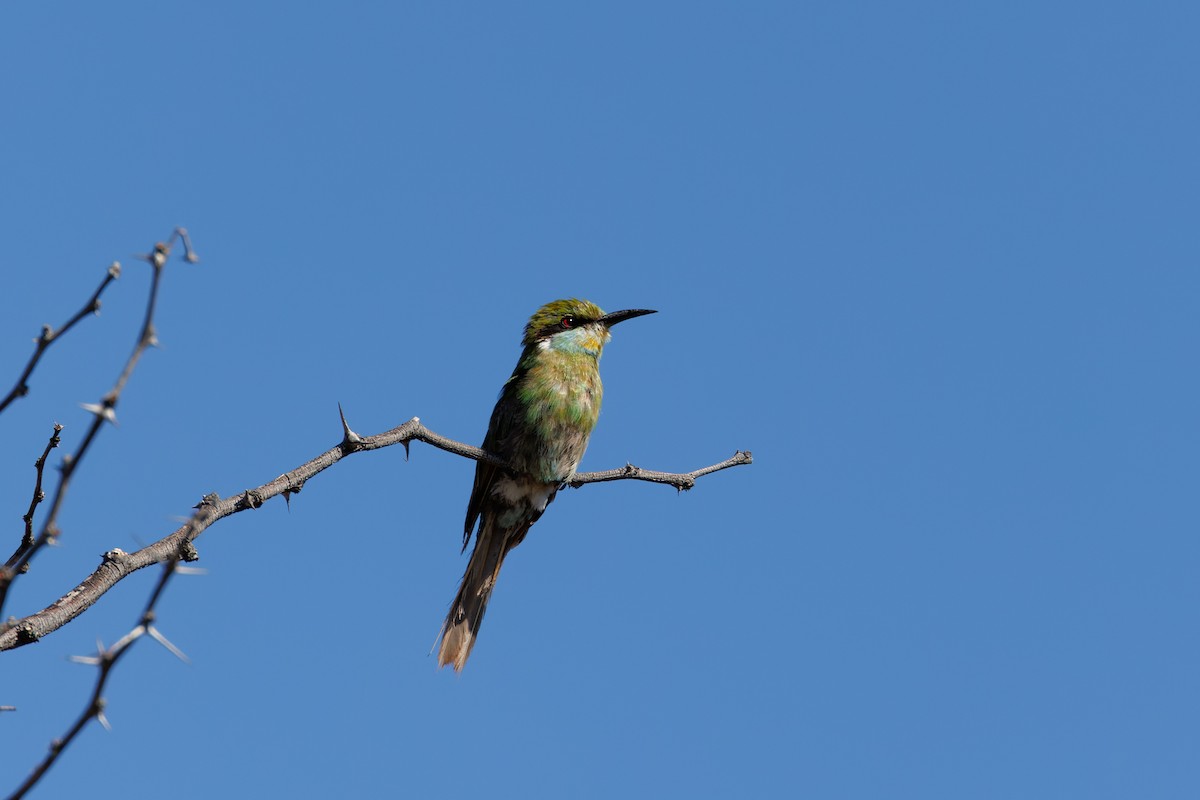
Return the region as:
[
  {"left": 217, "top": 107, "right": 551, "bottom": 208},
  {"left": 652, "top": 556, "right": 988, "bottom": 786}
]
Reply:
[{"left": 512, "top": 355, "right": 604, "bottom": 482}]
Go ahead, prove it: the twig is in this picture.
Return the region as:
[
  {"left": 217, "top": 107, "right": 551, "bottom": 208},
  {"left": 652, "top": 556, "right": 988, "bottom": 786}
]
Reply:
[
  {"left": 168, "top": 226, "right": 200, "bottom": 265},
  {"left": 0, "top": 234, "right": 196, "bottom": 618},
  {"left": 0, "top": 416, "right": 750, "bottom": 651},
  {"left": 10, "top": 424, "right": 64, "bottom": 561},
  {"left": 5, "top": 231, "right": 198, "bottom": 800},
  {"left": 569, "top": 451, "right": 753, "bottom": 490},
  {"left": 6, "top": 560, "right": 187, "bottom": 800},
  {"left": 0, "top": 263, "right": 120, "bottom": 415}
]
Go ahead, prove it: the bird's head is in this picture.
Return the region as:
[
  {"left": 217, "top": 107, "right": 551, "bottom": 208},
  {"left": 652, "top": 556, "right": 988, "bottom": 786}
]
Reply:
[{"left": 522, "top": 298, "right": 656, "bottom": 356}]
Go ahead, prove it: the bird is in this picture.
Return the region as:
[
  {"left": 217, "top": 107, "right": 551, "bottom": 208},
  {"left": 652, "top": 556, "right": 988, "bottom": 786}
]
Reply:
[{"left": 436, "top": 298, "right": 656, "bottom": 670}]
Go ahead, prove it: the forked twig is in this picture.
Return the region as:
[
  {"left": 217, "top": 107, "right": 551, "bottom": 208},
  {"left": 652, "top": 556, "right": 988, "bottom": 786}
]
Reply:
[
  {"left": 0, "top": 232, "right": 198, "bottom": 618},
  {"left": 7, "top": 560, "right": 188, "bottom": 800}
]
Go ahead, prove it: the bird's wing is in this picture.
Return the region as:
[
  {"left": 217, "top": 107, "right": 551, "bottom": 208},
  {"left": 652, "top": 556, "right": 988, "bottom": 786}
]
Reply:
[{"left": 462, "top": 365, "right": 524, "bottom": 550}]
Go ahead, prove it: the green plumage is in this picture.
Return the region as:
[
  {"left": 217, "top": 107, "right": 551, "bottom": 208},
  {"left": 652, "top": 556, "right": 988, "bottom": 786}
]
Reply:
[{"left": 436, "top": 298, "right": 655, "bottom": 670}]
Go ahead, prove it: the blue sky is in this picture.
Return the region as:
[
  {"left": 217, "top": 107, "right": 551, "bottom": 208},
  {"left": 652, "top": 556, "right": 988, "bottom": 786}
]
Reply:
[{"left": 2, "top": 2, "right": 1198, "bottom": 798}]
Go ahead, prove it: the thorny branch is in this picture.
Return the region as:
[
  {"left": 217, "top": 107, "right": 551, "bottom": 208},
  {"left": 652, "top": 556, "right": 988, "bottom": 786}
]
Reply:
[
  {"left": 0, "top": 228, "right": 198, "bottom": 619},
  {"left": 1, "top": 416, "right": 750, "bottom": 652},
  {"left": 0, "top": 263, "right": 120, "bottom": 415},
  {"left": 7, "top": 560, "right": 190, "bottom": 800},
  {"left": 3, "top": 417, "right": 749, "bottom": 800},
  {"left": 2, "top": 232, "right": 747, "bottom": 798},
  {"left": 2, "top": 229, "right": 198, "bottom": 799}
]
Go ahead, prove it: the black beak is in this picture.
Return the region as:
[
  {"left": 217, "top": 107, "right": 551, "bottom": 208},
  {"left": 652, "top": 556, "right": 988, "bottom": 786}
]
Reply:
[{"left": 598, "top": 308, "right": 657, "bottom": 327}]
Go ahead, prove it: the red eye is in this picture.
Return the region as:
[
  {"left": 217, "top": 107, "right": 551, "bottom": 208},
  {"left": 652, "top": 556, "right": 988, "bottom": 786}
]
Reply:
[{"left": 560, "top": 316, "right": 576, "bottom": 329}]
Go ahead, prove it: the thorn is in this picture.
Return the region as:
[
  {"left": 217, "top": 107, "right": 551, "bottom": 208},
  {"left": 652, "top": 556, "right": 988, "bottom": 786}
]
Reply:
[
  {"left": 80, "top": 402, "right": 118, "bottom": 425},
  {"left": 175, "top": 565, "right": 207, "bottom": 576},
  {"left": 96, "top": 707, "right": 112, "bottom": 732},
  {"left": 146, "top": 625, "right": 191, "bottom": 664},
  {"left": 110, "top": 625, "right": 146, "bottom": 652},
  {"left": 179, "top": 541, "right": 200, "bottom": 562},
  {"left": 69, "top": 637, "right": 105, "bottom": 665},
  {"left": 194, "top": 493, "right": 220, "bottom": 509},
  {"left": 338, "top": 403, "right": 362, "bottom": 444},
  {"left": 282, "top": 479, "right": 305, "bottom": 511}
]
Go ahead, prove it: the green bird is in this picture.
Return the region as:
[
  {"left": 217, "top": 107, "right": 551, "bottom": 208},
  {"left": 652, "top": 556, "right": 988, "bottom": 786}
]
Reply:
[{"left": 437, "top": 298, "right": 656, "bottom": 670}]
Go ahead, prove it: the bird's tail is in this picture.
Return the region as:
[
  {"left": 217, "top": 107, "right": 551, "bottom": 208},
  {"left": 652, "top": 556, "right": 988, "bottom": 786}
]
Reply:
[{"left": 437, "top": 518, "right": 518, "bottom": 671}]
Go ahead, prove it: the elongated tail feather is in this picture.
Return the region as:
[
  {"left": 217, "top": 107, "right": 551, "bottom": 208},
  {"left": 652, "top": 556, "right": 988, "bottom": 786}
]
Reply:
[{"left": 437, "top": 518, "right": 525, "bottom": 671}]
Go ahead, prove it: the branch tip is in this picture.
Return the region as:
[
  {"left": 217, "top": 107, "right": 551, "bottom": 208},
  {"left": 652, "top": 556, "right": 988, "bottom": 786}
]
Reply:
[{"left": 172, "top": 227, "right": 200, "bottom": 263}]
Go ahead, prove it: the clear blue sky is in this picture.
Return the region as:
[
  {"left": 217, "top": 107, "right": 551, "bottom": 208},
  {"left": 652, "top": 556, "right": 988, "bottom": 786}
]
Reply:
[{"left": 2, "top": 2, "right": 1198, "bottom": 798}]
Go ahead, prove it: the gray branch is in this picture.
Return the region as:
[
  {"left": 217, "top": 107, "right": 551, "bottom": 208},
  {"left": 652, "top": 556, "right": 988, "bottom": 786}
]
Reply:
[
  {"left": 7, "top": 559, "right": 187, "bottom": 800},
  {"left": 0, "top": 263, "right": 120, "bottom": 415},
  {"left": 2, "top": 234, "right": 746, "bottom": 800},
  {"left": 0, "top": 229, "right": 198, "bottom": 618},
  {"left": 0, "top": 416, "right": 751, "bottom": 652}
]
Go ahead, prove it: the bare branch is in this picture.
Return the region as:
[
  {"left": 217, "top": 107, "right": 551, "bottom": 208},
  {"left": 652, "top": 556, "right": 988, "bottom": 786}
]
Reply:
[
  {"left": 7, "top": 560, "right": 182, "bottom": 800},
  {"left": 9, "top": 424, "right": 64, "bottom": 563},
  {"left": 570, "top": 450, "right": 754, "bottom": 490},
  {"left": 0, "top": 236, "right": 193, "bottom": 618},
  {"left": 0, "top": 263, "right": 120, "bottom": 415},
  {"left": 0, "top": 417, "right": 750, "bottom": 652}
]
